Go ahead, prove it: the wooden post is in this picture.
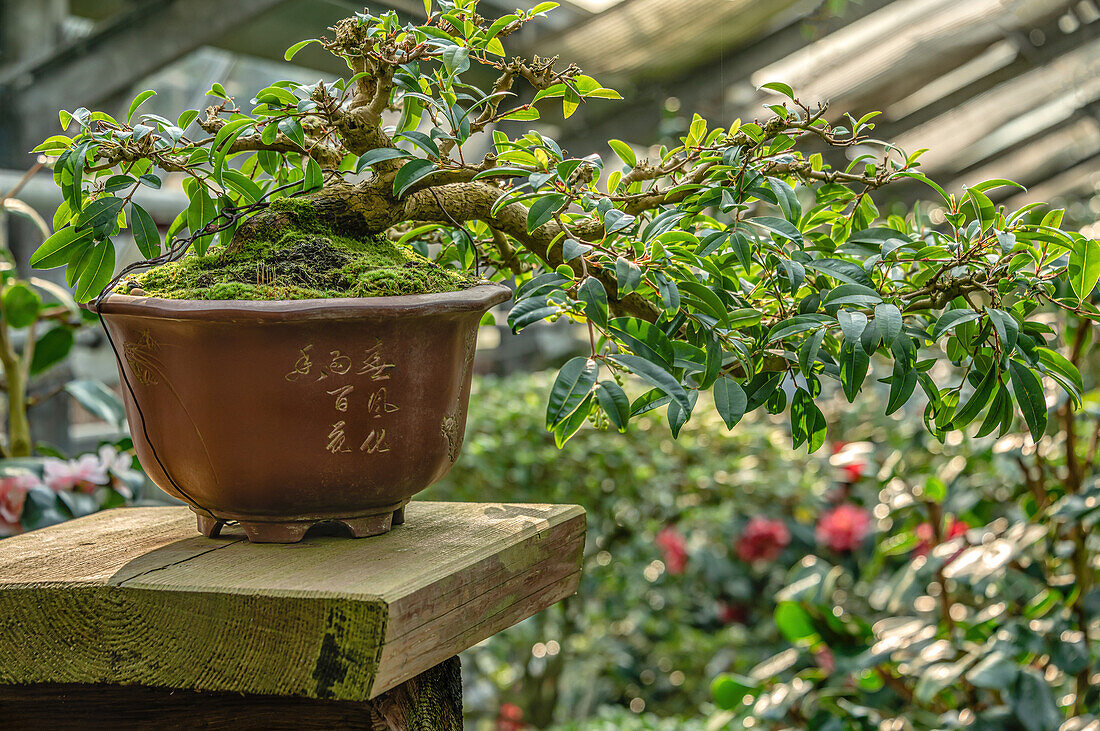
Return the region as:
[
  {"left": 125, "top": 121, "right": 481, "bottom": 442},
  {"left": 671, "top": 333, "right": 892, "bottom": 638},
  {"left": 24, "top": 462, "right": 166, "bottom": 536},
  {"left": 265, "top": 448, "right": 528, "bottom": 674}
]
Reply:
[{"left": 0, "top": 502, "right": 585, "bottom": 729}]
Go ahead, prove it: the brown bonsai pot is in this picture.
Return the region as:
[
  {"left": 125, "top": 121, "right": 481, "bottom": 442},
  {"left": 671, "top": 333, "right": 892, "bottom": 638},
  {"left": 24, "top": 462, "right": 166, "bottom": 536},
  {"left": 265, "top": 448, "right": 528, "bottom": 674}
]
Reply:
[{"left": 92, "top": 283, "right": 511, "bottom": 543}]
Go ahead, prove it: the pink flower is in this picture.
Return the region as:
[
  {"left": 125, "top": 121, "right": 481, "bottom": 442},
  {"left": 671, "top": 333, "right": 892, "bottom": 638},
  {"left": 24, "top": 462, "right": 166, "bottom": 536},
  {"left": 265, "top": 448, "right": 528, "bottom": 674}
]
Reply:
[
  {"left": 815, "top": 504, "right": 871, "bottom": 552},
  {"left": 735, "top": 517, "right": 791, "bottom": 563},
  {"left": 815, "top": 645, "right": 836, "bottom": 674},
  {"left": 97, "top": 445, "right": 139, "bottom": 498},
  {"left": 43, "top": 454, "right": 108, "bottom": 493},
  {"left": 913, "top": 518, "right": 969, "bottom": 561},
  {"left": 656, "top": 525, "right": 688, "bottom": 575},
  {"left": 0, "top": 472, "right": 39, "bottom": 524}
]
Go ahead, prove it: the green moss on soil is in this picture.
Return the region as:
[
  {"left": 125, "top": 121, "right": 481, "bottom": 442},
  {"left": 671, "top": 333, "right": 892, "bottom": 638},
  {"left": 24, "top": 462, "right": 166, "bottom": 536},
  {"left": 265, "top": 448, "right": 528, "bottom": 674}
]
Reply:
[{"left": 124, "top": 198, "right": 479, "bottom": 300}]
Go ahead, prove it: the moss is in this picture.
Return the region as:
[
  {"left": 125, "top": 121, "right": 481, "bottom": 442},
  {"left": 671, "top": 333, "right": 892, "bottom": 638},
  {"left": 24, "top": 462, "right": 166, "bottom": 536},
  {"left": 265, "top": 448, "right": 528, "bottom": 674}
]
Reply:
[{"left": 124, "top": 198, "right": 479, "bottom": 300}]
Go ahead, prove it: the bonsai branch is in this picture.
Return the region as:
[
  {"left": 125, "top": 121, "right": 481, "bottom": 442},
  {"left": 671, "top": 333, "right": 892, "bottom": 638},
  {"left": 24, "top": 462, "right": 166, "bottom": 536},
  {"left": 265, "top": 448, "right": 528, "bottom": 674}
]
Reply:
[{"left": 401, "top": 181, "right": 661, "bottom": 321}]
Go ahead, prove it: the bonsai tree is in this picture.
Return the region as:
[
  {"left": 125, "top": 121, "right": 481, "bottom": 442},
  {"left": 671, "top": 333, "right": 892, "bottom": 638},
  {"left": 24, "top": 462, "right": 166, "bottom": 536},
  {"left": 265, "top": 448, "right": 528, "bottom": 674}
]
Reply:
[{"left": 27, "top": 0, "right": 1097, "bottom": 452}]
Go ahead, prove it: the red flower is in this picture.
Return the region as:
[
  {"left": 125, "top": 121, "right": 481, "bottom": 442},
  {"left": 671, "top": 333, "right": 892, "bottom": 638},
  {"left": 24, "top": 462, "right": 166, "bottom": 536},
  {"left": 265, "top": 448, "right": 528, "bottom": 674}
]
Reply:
[
  {"left": 717, "top": 601, "right": 748, "bottom": 626},
  {"left": 841, "top": 462, "right": 865, "bottom": 483},
  {"left": 656, "top": 526, "right": 688, "bottom": 575},
  {"left": 913, "top": 518, "right": 969, "bottom": 561},
  {"left": 496, "top": 702, "right": 526, "bottom": 731},
  {"left": 735, "top": 517, "right": 791, "bottom": 563},
  {"left": 815, "top": 504, "right": 871, "bottom": 552},
  {"left": 831, "top": 441, "right": 872, "bottom": 485}
]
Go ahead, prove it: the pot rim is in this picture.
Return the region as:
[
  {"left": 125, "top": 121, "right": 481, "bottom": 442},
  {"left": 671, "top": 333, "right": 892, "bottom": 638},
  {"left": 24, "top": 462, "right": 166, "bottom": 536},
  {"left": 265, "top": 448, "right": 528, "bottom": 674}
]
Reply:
[{"left": 87, "top": 282, "right": 512, "bottom": 321}]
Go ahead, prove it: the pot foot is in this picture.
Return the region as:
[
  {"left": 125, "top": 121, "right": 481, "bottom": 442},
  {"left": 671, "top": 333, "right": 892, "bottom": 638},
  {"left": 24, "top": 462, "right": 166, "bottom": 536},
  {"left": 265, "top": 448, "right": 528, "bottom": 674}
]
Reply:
[
  {"left": 338, "top": 512, "right": 394, "bottom": 538},
  {"left": 392, "top": 506, "right": 405, "bottom": 526},
  {"left": 196, "top": 514, "right": 225, "bottom": 538}
]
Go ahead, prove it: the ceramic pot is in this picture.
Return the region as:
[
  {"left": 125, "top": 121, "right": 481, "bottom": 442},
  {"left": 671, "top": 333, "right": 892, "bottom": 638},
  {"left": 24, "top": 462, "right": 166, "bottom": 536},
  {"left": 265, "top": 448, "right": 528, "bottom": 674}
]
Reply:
[{"left": 93, "top": 284, "right": 511, "bottom": 542}]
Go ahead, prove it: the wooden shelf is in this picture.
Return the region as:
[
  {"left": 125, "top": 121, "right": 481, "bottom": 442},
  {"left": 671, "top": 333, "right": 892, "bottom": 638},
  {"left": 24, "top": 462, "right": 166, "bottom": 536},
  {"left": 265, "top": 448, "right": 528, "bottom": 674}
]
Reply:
[{"left": 0, "top": 502, "right": 585, "bottom": 702}]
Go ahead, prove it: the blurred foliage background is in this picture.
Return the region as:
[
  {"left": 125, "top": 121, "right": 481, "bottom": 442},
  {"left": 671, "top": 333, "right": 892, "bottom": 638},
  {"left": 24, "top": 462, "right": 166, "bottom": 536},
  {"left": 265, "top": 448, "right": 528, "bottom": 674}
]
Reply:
[{"left": 2, "top": 0, "right": 1100, "bottom": 728}]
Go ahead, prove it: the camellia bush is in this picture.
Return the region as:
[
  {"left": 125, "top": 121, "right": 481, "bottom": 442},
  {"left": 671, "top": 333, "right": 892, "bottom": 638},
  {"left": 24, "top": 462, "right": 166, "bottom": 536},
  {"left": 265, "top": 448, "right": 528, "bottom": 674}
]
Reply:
[
  {"left": 26, "top": 1, "right": 1097, "bottom": 453},
  {"left": 438, "top": 365, "right": 1098, "bottom": 730}
]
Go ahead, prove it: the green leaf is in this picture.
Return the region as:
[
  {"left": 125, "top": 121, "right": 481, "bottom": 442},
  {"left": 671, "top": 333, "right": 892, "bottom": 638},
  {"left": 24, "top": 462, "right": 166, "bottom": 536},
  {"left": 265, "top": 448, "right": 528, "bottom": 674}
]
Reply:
[
  {"left": 609, "top": 317, "right": 674, "bottom": 369},
  {"left": 614, "top": 257, "right": 642, "bottom": 297},
  {"left": 751, "top": 215, "right": 802, "bottom": 244},
  {"left": 774, "top": 601, "right": 817, "bottom": 645},
  {"left": 74, "top": 197, "right": 125, "bottom": 234},
  {"left": 822, "top": 283, "right": 881, "bottom": 310},
  {"left": 799, "top": 328, "right": 825, "bottom": 376},
  {"left": 790, "top": 388, "right": 826, "bottom": 452},
  {"left": 29, "top": 327, "right": 74, "bottom": 375},
  {"left": 393, "top": 159, "right": 438, "bottom": 199},
  {"left": 931, "top": 309, "right": 980, "bottom": 340},
  {"left": 976, "top": 387, "right": 1009, "bottom": 438},
  {"left": 562, "top": 238, "right": 590, "bottom": 261},
  {"left": 186, "top": 186, "right": 216, "bottom": 255},
  {"left": 886, "top": 358, "right": 917, "bottom": 415},
  {"left": 963, "top": 186, "right": 995, "bottom": 232},
  {"left": 1034, "top": 346, "right": 1083, "bottom": 398},
  {"left": 608, "top": 139, "right": 636, "bottom": 167},
  {"left": 65, "top": 379, "right": 125, "bottom": 428},
  {"left": 986, "top": 307, "right": 1019, "bottom": 354},
  {"left": 553, "top": 393, "right": 592, "bottom": 447},
  {"left": 758, "top": 81, "right": 795, "bottom": 99},
  {"left": 768, "top": 314, "right": 830, "bottom": 343},
  {"left": 837, "top": 309, "right": 868, "bottom": 343},
  {"left": 712, "top": 376, "right": 747, "bottom": 430},
  {"left": 526, "top": 194, "right": 566, "bottom": 233},
  {"left": 357, "top": 147, "right": 411, "bottom": 173},
  {"left": 442, "top": 45, "right": 470, "bottom": 75},
  {"left": 30, "top": 226, "right": 94, "bottom": 270},
  {"left": 303, "top": 157, "right": 323, "bottom": 192},
  {"left": 840, "top": 341, "right": 869, "bottom": 402},
  {"left": 284, "top": 38, "right": 317, "bottom": 61},
  {"left": 126, "top": 90, "right": 156, "bottom": 125},
  {"left": 395, "top": 130, "right": 441, "bottom": 159},
  {"left": 546, "top": 356, "right": 599, "bottom": 429},
  {"left": 608, "top": 353, "right": 691, "bottom": 414},
  {"left": 130, "top": 203, "right": 161, "bottom": 259},
  {"left": 595, "top": 380, "right": 630, "bottom": 432},
  {"left": 874, "top": 303, "right": 903, "bottom": 345},
  {"left": 711, "top": 674, "right": 757, "bottom": 710},
  {"left": 1068, "top": 238, "right": 1100, "bottom": 301},
  {"left": 2, "top": 283, "right": 41, "bottom": 328},
  {"left": 678, "top": 281, "right": 729, "bottom": 328},
  {"left": 578, "top": 277, "right": 608, "bottom": 327},
  {"left": 277, "top": 117, "right": 306, "bottom": 150},
  {"left": 953, "top": 366, "right": 998, "bottom": 429},
  {"left": 74, "top": 240, "right": 116, "bottom": 303},
  {"left": 1011, "top": 668, "right": 1061, "bottom": 731},
  {"left": 769, "top": 178, "right": 801, "bottom": 225},
  {"left": 1009, "top": 359, "right": 1047, "bottom": 442}
]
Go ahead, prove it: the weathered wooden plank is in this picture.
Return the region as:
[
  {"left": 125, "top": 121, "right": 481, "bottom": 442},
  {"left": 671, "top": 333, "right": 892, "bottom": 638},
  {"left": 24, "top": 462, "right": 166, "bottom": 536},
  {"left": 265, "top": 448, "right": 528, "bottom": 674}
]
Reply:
[
  {"left": 0, "top": 655, "right": 463, "bottom": 731},
  {"left": 0, "top": 502, "right": 585, "bottom": 702}
]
